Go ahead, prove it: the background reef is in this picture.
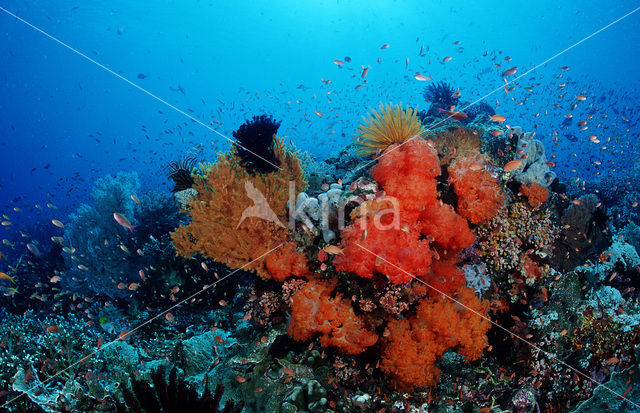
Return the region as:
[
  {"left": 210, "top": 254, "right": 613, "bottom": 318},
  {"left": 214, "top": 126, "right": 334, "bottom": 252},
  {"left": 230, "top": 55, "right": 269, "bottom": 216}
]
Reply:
[{"left": 2, "top": 1, "right": 640, "bottom": 412}]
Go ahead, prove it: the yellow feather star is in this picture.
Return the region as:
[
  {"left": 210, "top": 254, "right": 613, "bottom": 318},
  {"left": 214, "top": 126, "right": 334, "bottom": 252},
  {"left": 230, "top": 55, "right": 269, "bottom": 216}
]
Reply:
[{"left": 354, "top": 103, "right": 426, "bottom": 157}]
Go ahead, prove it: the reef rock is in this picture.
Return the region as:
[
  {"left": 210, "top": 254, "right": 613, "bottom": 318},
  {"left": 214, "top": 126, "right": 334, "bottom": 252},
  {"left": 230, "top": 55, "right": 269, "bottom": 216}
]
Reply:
[{"left": 509, "top": 127, "right": 556, "bottom": 187}]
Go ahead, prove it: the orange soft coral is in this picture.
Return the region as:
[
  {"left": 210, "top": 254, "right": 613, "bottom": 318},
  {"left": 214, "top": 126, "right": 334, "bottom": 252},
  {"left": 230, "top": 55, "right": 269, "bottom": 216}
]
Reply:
[
  {"left": 264, "top": 242, "right": 309, "bottom": 282},
  {"left": 288, "top": 278, "right": 378, "bottom": 354},
  {"left": 334, "top": 217, "right": 433, "bottom": 284},
  {"left": 520, "top": 181, "right": 549, "bottom": 209},
  {"left": 336, "top": 139, "right": 473, "bottom": 285},
  {"left": 170, "top": 138, "right": 307, "bottom": 280},
  {"left": 419, "top": 203, "right": 475, "bottom": 252},
  {"left": 448, "top": 152, "right": 505, "bottom": 224},
  {"left": 381, "top": 286, "right": 490, "bottom": 389},
  {"left": 370, "top": 139, "right": 440, "bottom": 217}
]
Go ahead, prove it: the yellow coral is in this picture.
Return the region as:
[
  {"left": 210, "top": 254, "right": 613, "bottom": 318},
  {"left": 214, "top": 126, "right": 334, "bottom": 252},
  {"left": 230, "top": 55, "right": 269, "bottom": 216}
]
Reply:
[
  {"left": 354, "top": 103, "right": 425, "bottom": 157},
  {"left": 170, "top": 138, "right": 307, "bottom": 279}
]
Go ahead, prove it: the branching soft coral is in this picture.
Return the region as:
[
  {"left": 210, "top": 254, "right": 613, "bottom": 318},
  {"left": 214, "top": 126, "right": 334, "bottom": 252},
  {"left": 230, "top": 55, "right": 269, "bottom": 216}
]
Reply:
[
  {"left": 335, "top": 139, "right": 473, "bottom": 286},
  {"left": 370, "top": 139, "right": 440, "bottom": 217},
  {"left": 288, "top": 278, "right": 378, "bottom": 354},
  {"left": 265, "top": 242, "right": 309, "bottom": 282},
  {"left": 381, "top": 286, "right": 490, "bottom": 389},
  {"left": 449, "top": 152, "right": 505, "bottom": 224},
  {"left": 334, "top": 218, "right": 433, "bottom": 284},
  {"left": 170, "top": 138, "right": 307, "bottom": 280},
  {"left": 520, "top": 181, "right": 549, "bottom": 209}
]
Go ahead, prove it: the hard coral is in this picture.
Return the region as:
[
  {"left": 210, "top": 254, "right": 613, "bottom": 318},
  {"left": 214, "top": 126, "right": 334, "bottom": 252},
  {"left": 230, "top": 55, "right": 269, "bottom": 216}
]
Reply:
[
  {"left": 448, "top": 152, "right": 505, "bottom": 224},
  {"left": 381, "top": 286, "right": 490, "bottom": 389},
  {"left": 354, "top": 103, "right": 425, "bottom": 157},
  {"left": 519, "top": 181, "right": 549, "bottom": 209},
  {"left": 170, "top": 138, "right": 307, "bottom": 280},
  {"left": 287, "top": 278, "right": 378, "bottom": 354},
  {"left": 428, "top": 126, "right": 482, "bottom": 166}
]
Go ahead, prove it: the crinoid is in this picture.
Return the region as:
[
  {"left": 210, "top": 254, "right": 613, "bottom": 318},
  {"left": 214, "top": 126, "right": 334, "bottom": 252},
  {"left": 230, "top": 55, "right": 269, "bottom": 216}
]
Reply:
[
  {"left": 354, "top": 103, "right": 425, "bottom": 157},
  {"left": 114, "top": 366, "right": 243, "bottom": 413},
  {"left": 232, "top": 114, "right": 281, "bottom": 174},
  {"left": 423, "top": 81, "right": 459, "bottom": 111},
  {"left": 168, "top": 156, "right": 197, "bottom": 192}
]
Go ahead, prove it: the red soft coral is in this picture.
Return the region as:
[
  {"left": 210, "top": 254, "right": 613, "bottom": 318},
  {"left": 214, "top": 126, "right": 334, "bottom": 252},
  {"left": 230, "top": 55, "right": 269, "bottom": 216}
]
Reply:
[
  {"left": 288, "top": 278, "right": 378, "bottom": 354},
  {"left": 421, "top": 257, "right": 466, "bottom": 296},
  {"left": 370, "top": 139, "right": 440, "bottom": 216},
  {"left": 519, "top": 181, "right": 549, "bottom": 209},
  {"left": 334, "top": 217, "right": 432, "bottom": 284},
  {"left": 381, "top": 286, "right": 490, "bottom": 389},
  {"left": 448, "top": 153, "right": 505, "bottom": 224},
  {"left": 265, "top": 242, "right": 309, "bottom": 282},
  {"left": 419, "top": 203, "right": 475, "bottom": 252}
]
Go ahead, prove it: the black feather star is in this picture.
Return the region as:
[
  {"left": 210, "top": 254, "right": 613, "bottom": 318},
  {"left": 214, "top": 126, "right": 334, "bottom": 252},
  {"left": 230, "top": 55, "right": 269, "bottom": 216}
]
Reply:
[
  {"left": 168, "top": 156, "right": 197, "bottom": 192},
  {"left": 423, "top": 81, "right": 459, "bottom": 108},
  {"left": 114, "top": 366, "right": 243, "bottom": 413},
  {"left": 232, "top": 114, "right": 281, "bottom": 174}
]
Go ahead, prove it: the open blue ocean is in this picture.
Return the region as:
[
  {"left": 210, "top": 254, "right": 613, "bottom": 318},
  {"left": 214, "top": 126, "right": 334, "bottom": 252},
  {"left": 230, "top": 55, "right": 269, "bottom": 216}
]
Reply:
[{"left": 1, "top": 1, "right": 640, "bottom": 411}]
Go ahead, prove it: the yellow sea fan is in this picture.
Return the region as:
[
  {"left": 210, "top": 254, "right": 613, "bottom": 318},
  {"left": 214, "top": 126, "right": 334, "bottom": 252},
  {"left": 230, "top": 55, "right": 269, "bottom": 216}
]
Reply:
[{"left": 354, "top": 103, "right": 425, "bottom": 157}]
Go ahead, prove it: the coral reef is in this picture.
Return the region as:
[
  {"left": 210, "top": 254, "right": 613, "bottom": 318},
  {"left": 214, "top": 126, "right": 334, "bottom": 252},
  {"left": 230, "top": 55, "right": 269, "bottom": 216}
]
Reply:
[
  {"left": 381, "top": 286, "right": 490, "bottom": 389},
  {"left": 114, "top": 366, "right": 243, "bottom": 413},
  {"left": 519, "top": 181, "right": 549, "bottom": 209},
  {"left": 507, "top": 126, "right": 557, "bottom": 187},
  {"left": 449, "top": 152, "right": 505, "bottom": 224}
]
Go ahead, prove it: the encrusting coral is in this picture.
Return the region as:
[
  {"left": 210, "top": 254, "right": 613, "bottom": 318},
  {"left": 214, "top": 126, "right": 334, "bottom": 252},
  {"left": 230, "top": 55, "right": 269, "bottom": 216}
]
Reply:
[
  {"left": 170, "top": 137, "right": 308, "bottom": 280},
  {"left": 353, "top": 103, "right": 425, "bottom": 157}
]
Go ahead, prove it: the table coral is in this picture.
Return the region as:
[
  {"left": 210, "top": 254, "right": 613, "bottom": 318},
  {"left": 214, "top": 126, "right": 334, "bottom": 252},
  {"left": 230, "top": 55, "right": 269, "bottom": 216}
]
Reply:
[{"left": 171, "top": 138, "right": 307, "bottom": 280}]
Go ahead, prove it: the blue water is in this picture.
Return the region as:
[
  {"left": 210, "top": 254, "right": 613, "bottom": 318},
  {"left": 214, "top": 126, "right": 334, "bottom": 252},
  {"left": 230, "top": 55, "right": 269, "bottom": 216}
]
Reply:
[{"left": 1, "top": 0, "right": 639, "bottom": 252}]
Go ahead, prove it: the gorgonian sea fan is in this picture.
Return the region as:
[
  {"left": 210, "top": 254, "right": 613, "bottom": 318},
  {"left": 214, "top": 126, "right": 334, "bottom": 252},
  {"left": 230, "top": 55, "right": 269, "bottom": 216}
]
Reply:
[{"left": 232, "top": 114, "right": 281, "bottom": 174}]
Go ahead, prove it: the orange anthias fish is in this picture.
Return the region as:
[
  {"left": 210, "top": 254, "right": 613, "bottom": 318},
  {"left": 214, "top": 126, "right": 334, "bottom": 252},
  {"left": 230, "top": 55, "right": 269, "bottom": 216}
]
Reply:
[
  {"left": 503, "top": 160, "right": 524, "bottom": 172},
  {"left": 438, "top": 108, "right": 468, "bottom": 120},
  {"left": 0, "top": 272, "right": 14, "bottom": 283},
  {"left": 113, "top": 213, "right": 136, "bottom": 232}
]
